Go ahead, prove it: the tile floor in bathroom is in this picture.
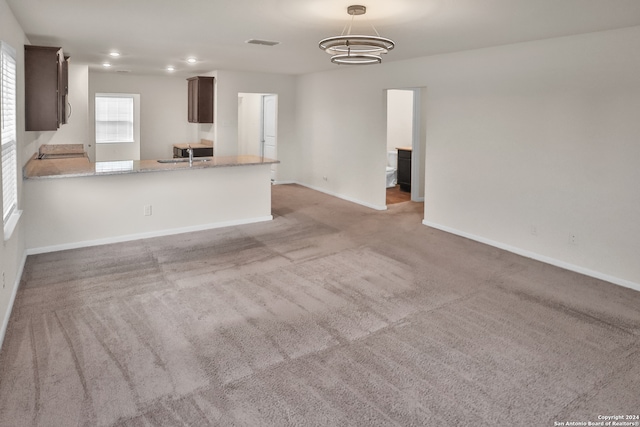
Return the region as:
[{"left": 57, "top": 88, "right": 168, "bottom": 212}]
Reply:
[{"left": 386, "top": 185, "right": 411, "bottom": 205}]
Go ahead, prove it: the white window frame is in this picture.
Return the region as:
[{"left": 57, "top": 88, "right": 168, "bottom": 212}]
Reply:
[
  {"left": 2, "top": 40, "right": 21, "bottom": 239},
  {"left": 95, "top": 94, "right": 135, "bottom": 144}
]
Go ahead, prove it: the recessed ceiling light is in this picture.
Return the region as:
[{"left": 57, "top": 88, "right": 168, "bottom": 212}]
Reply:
[
  {"left": 166, "top": 66, "right": 175, "bottom": 72},
  {"left": 102, "top": 62, "right": 112, "bottom": 67},
  {"left": 186, "top": 57, "right": 197, "bottom": 64},
  {"left": 109, "top": 52, "right": 120, "bottom": 57}
]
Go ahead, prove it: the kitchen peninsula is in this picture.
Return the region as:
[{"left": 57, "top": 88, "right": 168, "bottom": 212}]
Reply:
[
  {"left": 24, "top": 154, "right": 277, "bottom": 179},
  {"left": 22, "top": 153, "right": 279, "bottom": 254}
]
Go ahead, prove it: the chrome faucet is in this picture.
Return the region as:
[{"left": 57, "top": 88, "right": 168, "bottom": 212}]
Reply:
[{"left": 187, "top": 144, "right": 193, "bottom": 166}]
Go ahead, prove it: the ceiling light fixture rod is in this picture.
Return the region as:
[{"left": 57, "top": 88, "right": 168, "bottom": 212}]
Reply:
[{"left": 344, "top": 5, "right": 364, "bottom": 35}]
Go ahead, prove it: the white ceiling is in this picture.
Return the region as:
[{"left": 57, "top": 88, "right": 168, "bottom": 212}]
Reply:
[{"left": 6, "top": 0, "right": 640, "bottom": 77}]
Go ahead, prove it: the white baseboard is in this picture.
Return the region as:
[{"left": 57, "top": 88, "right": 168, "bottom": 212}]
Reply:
[
  {"left": 26, "top": 215, "right": 273, "bottom": 256},
  {"left": 422, "top": 220, "right": 640, "bottom": 293},
  {"left": 291, "top": 182, "right": 387, "bottom": 211},
  {"left": 0, "top": 251, "right": 27, "bottom": 352}
]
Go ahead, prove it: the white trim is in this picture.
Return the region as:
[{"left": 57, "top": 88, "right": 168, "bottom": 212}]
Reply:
[
  {"left": 2, "top": 42, "right": 18, "bottom": 225},
  {"left": 0, "top": 250, "right": 27, "bottom": 352},
  {"left": 422, "top": 220, "right": 640, "bottom": 293},
  {"left": 3, "top": 209, "right": 22, "bottom": 241},
  {"left": 410, "top": 88, "right": 421, "bottom": 202},
  {"left": 293, "top": 182, "right": 387, "bottom": 211},
  {"left": 26, "top": 215, "right": 273, "bottom": 255}
]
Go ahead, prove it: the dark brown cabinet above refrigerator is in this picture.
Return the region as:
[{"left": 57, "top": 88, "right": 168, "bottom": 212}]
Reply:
[
  {"left": 187, "top": 76, "right": 214, "bottom": 123},
  {"left": 24, "top": 45, "right": 69, "bottom": 131}
]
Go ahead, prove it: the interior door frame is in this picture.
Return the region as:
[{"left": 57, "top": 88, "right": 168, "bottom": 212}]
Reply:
[
  {"left": 410, "top": 88, "right": 425, "bottom": 202},
  {"left": 384, "top": 87, "right": 426, "bottom": 204},
  {"left": 261, "top": 93, "right": 278, "bottom": 181}
]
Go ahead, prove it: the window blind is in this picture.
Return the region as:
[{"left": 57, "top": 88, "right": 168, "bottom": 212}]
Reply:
[
  {"left": 1, "top": 41, "right": 17, "bottom": 224},
  {"left": 95, "top": 95, "right": 134, "bottom": 143}
]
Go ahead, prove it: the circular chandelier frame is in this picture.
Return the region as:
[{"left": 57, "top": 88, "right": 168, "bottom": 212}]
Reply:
[
  {"left": 319, "top": 35, "right": 395, "bottom": 56},
  {"left": 318, "top": 5, "right": 395, "bottom": 65},
  {"left": 330, "top": 52, "right": 382, "bottom": 65}
]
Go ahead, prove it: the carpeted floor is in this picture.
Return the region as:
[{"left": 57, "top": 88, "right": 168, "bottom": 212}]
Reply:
[{"left": 0, "top": 184, "right": 639, "bottom": 426}]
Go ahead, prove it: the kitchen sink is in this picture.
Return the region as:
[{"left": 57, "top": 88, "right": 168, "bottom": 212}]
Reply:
[{"left": 157, "top": 158, "right": 211, "bottom": 164}]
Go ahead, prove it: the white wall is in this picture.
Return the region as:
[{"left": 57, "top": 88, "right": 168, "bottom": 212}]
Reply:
[
  {"left": 296, "top": 68, "right": 389, "bottom": 209},
  {"left": 296, "top": 26, "right": 640, "bottom": 288},
  {"left": 0, "top": 0, "right": 28, "bottom": 349},
  {"left": 95, "top": 140, "right": 140, "bottom": 161},
  {"left": 387, "top": 90, "right": 414, "bottom": 152},
  {"left": 24, "top": 165, "right": 273, "bottom": 252},
  {"left": 205, "top": 70, "right": 297, "bottom": 183},
  {"left": 89, "top": 72, "right": 197, "bottom": 160}
]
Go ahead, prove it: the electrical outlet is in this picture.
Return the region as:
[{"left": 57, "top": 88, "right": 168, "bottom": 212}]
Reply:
[
  {"left": 2, "top": 272, "right": 5, "bottom": 289},
  {"left": 144, "top": 205, "right": 152, "bottom": 216},
  {"left": 530, "top": 225, "right": 537, "bottom": 236},
  {"left": 323, "top": 176, "right": 328, "bottom": 181},
  {"left": 569, "top": 233, "right": 577, "bottom": 245}
]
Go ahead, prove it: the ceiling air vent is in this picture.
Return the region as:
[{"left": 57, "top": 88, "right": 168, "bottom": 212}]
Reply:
[{"left": 246, "top": 39, "right": 280, "bottom": 47}]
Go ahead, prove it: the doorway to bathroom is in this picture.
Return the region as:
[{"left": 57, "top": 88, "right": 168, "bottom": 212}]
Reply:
[
  {"left": 385, "top": 88, "right": 425, "bottom": 206},
  {"left": 238, "top": 93, "right": 278, "bottom": 181}
]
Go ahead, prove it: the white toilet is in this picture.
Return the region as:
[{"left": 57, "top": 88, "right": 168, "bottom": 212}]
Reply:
[{"left": 386, "top": 150, "right": 398, "bottom": 188}]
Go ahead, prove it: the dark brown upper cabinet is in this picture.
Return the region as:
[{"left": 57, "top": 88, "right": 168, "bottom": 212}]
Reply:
[
  {"left": 24, "top": 45, "right": 69, "bottom": 131},
  {"left": 187, "top": 76, "right": 214, "bottom": 123}
]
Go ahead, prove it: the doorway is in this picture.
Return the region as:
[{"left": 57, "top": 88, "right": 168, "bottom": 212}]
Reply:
[
  {"left": 385, "top": 88, "right": 425, "bottom": 206},
  {"left": 238, "top": 93, "right": 278, "bottom": 181}
]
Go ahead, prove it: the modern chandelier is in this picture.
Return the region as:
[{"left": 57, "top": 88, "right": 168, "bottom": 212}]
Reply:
[{"left": 318, "top": 5, "right": 395, "bottom": 65}]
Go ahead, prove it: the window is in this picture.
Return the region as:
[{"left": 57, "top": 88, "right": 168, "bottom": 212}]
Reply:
[
  {"left": 95, "top": 94, "right": 135, "bottom": 143},
  {"left": 1, "top": 41, "right": 18, "bottom": 227},
  {"left": 95, "top": 160, "right": 134, "bottom": 174}
]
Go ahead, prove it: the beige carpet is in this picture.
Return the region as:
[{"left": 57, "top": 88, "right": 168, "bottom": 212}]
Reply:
[{"left": 0, "top": 184, "right": 639, "bottom": 426}]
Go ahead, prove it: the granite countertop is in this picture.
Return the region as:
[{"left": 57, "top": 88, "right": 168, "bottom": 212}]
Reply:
[
  {"left": 37, "top": 143, "right": 88, "bottom": 160},
  {"left": 24, "top": 155, "right": 279, "bottom": 180},
  {"left": 39, "top": 143, "right": 85, "bottom": 156}
]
